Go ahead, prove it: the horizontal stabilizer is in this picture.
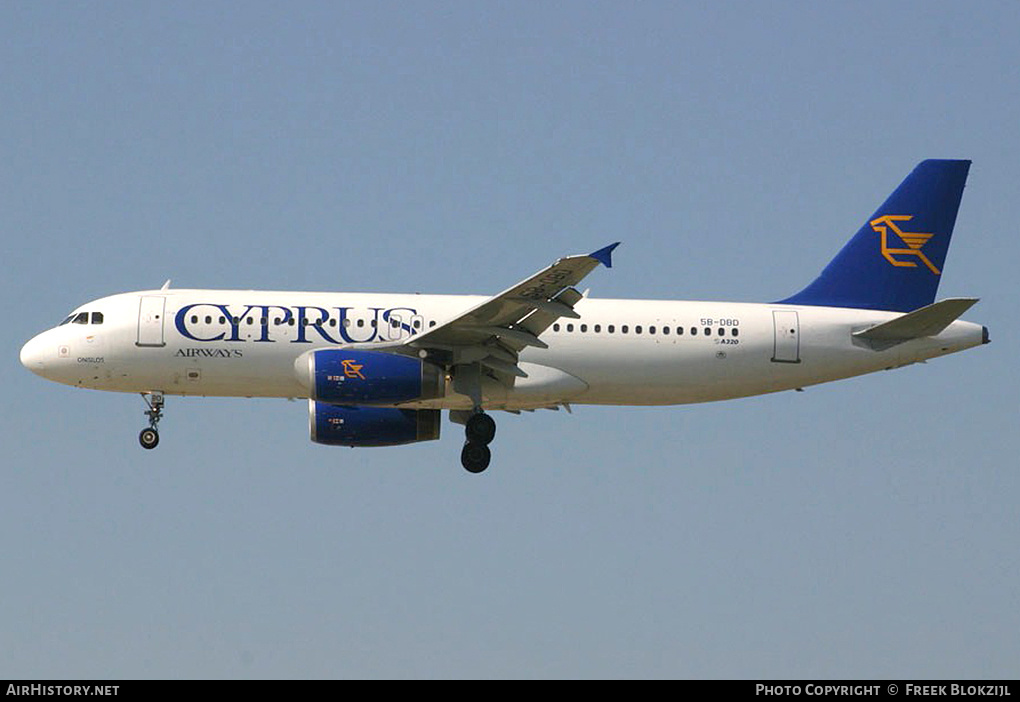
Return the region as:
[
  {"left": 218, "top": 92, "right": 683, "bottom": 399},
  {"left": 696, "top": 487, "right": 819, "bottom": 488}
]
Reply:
[{"left": 853, "top": 298, "right": 979, "bottom": 342}]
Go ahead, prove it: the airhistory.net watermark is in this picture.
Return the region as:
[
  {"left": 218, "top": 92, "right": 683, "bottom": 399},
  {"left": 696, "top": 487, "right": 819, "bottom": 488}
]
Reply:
[{"left": 6, "top": 686, "right": 118, "bottom": 696}]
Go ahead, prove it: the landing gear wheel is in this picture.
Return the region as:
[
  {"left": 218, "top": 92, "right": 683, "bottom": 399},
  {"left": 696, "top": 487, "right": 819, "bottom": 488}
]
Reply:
[
  {"left": 461, "top": 441, "right": 491, "bottom": 474},
  {"left": 465, "top": 412, "right": 496, "bottom": 445},
  {"left": 139, "top": 392, "right": 165, "bottom": 450},
  {"left": 139, "top": 428, "right": 160, "bottom": 450}
]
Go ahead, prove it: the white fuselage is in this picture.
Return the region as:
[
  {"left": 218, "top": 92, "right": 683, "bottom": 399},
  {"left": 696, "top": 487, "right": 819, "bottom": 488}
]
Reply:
[{"left": 20, "top": 289, "right": 985, "bottom": 410}]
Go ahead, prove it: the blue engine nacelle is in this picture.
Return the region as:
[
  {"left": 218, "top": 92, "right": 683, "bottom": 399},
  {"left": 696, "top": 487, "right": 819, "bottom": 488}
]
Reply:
[
  {"left": 310, "top": 402, "right": 442, "bottom": 447},
  {"left": 296, "top": 349, "right": 445, "bottom": 405}
]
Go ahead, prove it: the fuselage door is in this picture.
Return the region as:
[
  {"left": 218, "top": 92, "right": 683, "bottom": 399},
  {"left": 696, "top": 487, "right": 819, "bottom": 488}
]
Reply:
[
  {"left": 385, "top": 313, "right": 400, "bottom": 341},
  {"left": 771, "top": 309, "right": 800, "bottom": 363},
  {"left": 137, "top": 296, "right": 166, "bottom": 347},
  {"left": 410, "top": 314, "right": 425, "bottom": 338}
]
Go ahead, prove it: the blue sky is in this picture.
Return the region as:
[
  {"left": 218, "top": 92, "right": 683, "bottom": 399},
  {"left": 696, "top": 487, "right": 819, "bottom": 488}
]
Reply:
[{"left": 2, "top": 2, "right": 1017, "bottom": 678}]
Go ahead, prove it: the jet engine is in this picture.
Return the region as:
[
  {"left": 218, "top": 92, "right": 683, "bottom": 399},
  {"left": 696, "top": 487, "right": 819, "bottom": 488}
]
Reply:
[
  {"left": 309, "top": 402, "right": 441, "bottom": 447},
  {"left": 296, "top": 349, "right": 445, "bottom": 404}
]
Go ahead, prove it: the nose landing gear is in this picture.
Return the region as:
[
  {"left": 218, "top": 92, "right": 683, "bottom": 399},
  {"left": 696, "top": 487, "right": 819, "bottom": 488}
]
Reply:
[
  {"left": 139, "top": 392, "right": 164, "bottom": 450},
  {"left": 461, "top": 411, "right": 496, "bottom": 473}
]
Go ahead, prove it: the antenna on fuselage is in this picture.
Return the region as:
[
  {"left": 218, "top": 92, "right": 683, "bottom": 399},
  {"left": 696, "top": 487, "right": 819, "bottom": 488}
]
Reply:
[{"left": 160, "top": 279, "right": 172, "bottom": 290}]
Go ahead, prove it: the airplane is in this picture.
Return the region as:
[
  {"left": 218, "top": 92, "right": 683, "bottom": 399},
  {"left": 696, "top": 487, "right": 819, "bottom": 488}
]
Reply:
[{"left": 20, "top": 159, "right": 988, "bottom": 473}]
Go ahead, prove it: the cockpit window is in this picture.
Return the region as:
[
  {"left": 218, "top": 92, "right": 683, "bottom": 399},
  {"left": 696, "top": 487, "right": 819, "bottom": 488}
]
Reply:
[{"left": 59, "top": 310, "right": 104, "bottom": 325}]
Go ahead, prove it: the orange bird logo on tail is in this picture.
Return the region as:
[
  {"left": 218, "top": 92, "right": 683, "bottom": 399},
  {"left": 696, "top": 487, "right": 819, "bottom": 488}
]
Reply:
[{"left": 870, "top": 215, "right": 941, "bottom": 275}]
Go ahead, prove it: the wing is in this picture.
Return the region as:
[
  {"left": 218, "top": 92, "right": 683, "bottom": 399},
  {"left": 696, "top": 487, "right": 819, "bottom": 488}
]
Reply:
[{"left": 407, "top": 242, "right": 619, "bottom": 382}]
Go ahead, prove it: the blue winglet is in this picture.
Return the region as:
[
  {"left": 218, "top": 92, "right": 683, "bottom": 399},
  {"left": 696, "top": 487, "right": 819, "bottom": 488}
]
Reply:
[{"left": 590, "top": 242, "right": 620, "bottom": 268}]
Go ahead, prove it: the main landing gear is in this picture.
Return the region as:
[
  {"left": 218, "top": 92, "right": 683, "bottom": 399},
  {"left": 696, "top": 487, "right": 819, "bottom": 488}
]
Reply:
[
  {"left": 139, "top": 392, "right": 164, "bottom": 450},
  {"left": 461, "top": 411, "right": 496, "bottom": 474}
]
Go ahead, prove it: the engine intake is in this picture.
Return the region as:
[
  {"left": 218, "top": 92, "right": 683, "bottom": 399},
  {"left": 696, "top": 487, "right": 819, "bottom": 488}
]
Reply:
[
  {"left": 297, "top": 349, "right": 444, "bottom": 405},
  {"left": 310, "top": 402, "right": 441, "bottom": 447}
]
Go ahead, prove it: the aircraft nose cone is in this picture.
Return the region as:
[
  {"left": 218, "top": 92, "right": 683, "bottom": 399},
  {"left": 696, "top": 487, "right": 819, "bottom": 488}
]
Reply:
[{"left": 20, "top": 334, "right": 48, "bottom": 375}]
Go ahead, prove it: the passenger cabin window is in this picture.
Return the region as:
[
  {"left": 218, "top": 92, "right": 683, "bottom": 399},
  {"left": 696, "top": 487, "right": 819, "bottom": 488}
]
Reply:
[{"left": 91, "top": 312, "right": 104, "bottom": 325}]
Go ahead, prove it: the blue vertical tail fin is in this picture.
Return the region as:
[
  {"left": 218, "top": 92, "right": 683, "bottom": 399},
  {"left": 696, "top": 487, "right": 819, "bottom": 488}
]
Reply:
[{"left": 779, "top": 159, "right": 971, "bottom": 312}]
